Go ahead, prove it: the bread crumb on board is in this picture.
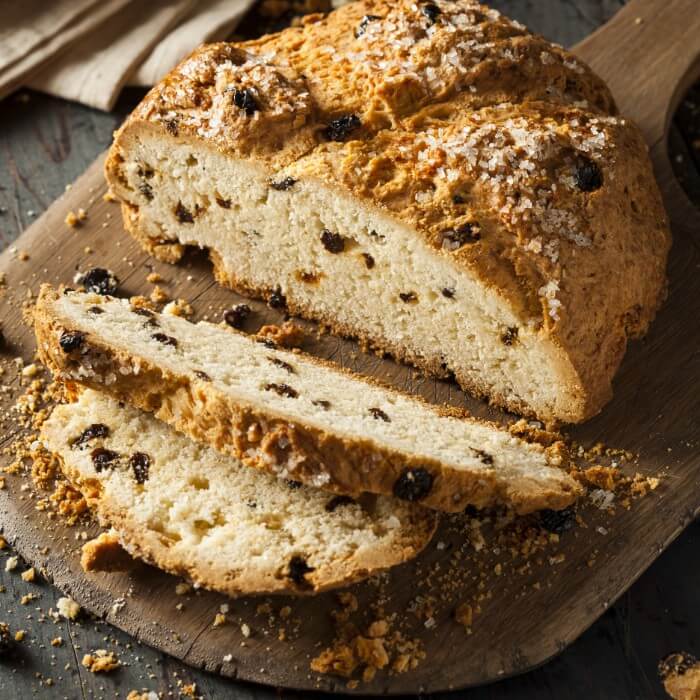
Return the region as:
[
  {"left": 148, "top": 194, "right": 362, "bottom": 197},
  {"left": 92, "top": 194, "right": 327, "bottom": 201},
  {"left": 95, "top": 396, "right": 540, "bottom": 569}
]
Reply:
[
  {"left": 149, "top": 285, "right": 169, "bottom": 304},
  {"left": 81, "top": 532, "right": 133, "bottom": 572},
  {"left": 659, "top": 652, "right": 700, "bottom": 700},
  {"left": 65, "top": 208, "right": 88, "bottom": 228},
  {"left": 311, "top": 591, "right": 425, "bottom": 685},
  {"left": 0, "top": 622, "right": 12, "bottom": 654},
  {"left": 20, "top": 567, "right": 36, "bottom": 582},
  {"left": 163, "top": 298, "right": 194, "bottom": 318},
  {"left": 256, "top": 321, "right": 305, "bottom": 348},
  {"left": 82, "top": 649, "right": 120, "bottom": 673},
  {"left": 146, "top": 272, "right": 164, "bottom": 284},
  {"left": 175, "top": 582, "right": 191, "bottom": 596},
  {"left": 56, "top": 596, "right": 81, "bottom": 620}
]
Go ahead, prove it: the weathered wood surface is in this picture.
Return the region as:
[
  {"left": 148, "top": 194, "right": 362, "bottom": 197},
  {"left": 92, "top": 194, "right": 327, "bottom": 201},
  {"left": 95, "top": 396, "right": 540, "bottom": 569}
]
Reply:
[{"left": 1, "top": 0, "right": 700, "bottom": 697}]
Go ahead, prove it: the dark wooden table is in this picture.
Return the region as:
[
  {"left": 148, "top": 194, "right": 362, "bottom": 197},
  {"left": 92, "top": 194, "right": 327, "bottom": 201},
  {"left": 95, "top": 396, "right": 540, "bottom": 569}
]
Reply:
[{"left": 1, "top": 2, "right": 698, "bottom": 698}]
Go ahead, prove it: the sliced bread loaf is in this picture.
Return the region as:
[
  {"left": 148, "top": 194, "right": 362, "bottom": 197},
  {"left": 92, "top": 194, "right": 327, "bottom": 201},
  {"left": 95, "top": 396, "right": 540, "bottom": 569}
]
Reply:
[
  {"left": 35, "top": 285, "right": 580, "bottom": 514},
  {"left": 41, "top": 389, "right": 437, "bottom": 596},
  {"left": 104, "top": 0, "right": 670, "bottom": 423}
]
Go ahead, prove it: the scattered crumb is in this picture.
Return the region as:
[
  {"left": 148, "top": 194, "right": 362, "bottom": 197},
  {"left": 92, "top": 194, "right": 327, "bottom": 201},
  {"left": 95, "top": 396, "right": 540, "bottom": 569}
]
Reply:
[
  {"left": 50, "top": 481, "right": 89, "bottom": 524},
  {"left": 81, "top": 532, "right": 133, "bottom": 572},
  {"left": 5, "top": 556, "right": 18, "bottom": 572},
  {"left": 82, "top": 649, "right": 120, "bottom": 673},
  {"left": 163, "top": 298, "right": 193, "bottom": 318},
  {"left": 14, "top": 630, "right": 25, "bottom": 641},
  {"left": 0, "top": 622, "right": 11, "bottom": 653},
  {"left": 256, "top": 321, "right": 305, "bottom": 348},
  {"left": 367, "top": 620, "right": 389, "bottom": 638},
  {"left": 129, "top": 295, "right": 156, "bottom": 311},
  {"left": 51, "top": 637, "right": 63, "bottom": 647},
  {"left": 110, "top": 598, "right": 127, "bottom": 616},
  {"left": 150, "top": 285, "right": 169, "bottom": 304},
  {"left": 20, "top": 567, "right": 36, "bottom": 582},
  {"left": 454, "top": 603, "right": 473, "bottom": 629},
  {"left": 312, "top": 635, "right": 389, "bottom": 678},
  {"left": 660, "top": 653, "right": 700, "bottom": 700},
  {"left": 63, "top": 208, "right": 88, "bottom": 228},
  {"left": 57, "top": 596, "right": 81, "bottom": 620},
  {"left": 311, "top": 609, "right": 422, "bottom": 683},
  {"left": 175, "top": 582, "right": 191, "bottom": 596},
  {"left": 179, "top": 681, "right": 197, "bottom": 698},
  {"left": 213, "top": 613, "right": 227, "bottom": 627},
  {"left": 21, "top": 363, "right": 39, "bottom": 378},
  {"left": 146, "top": 272, "right": 164, "bottom": 284}
]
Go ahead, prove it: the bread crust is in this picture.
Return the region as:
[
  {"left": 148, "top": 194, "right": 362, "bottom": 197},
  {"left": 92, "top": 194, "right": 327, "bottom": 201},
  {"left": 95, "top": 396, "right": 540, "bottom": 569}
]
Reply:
[
  {"left": 34, "top": 286, "right": 581, "bottom": 514},
  {"left": 104, "top": 0, "right": 671, "bottom": 423}
]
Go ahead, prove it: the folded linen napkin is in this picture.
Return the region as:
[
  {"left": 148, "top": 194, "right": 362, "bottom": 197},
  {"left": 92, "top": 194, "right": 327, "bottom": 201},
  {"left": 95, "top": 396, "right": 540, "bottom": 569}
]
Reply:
[
  {"left": 0, "top": 0, "right": 132, "bottom": 102},
  {"left": 29, "top": 0, "right": 195, "bottom": 111},
  {"left": 130, "top": 0, "right": 255, "bottom": 87}
]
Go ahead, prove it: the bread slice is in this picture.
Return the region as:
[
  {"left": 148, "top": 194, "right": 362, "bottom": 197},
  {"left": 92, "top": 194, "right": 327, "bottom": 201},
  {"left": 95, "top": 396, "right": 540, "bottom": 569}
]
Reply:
[
  {"left": 104, "top": 0, "right": 670, "bottom": 423},
  {"left": 34, "top": 285, "right": 580, "bottom": 514},
  {"left": 41, "top": 389, "right": 437, "bottom": 596}
]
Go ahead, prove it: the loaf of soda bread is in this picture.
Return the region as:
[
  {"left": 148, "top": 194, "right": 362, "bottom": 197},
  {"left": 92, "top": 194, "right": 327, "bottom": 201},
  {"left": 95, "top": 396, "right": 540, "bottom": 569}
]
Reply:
[{"left": 104, "top": 0, "right": 670, "bottom": 423}]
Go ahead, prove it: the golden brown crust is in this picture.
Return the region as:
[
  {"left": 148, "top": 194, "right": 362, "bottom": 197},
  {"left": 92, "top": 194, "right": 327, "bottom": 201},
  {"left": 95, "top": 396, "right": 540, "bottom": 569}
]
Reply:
[
  {"left": 80, "top": 532, "right": 133, "bottom": 573},
  {"left": 34, "top": 286, "right": 581, "bottom": 514},
  {"left": 104, "top": 0, "right": 671, "bottom": 424},
  {"left": 102, "top": 506, "right": 435, "bottom": 597}
]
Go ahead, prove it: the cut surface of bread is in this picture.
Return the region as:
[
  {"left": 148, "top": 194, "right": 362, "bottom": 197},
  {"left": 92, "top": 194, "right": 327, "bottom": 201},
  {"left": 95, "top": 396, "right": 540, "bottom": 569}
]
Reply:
[
  {"left": 41, "top": 389, "right": 437, "bottom": 596},
  {"left": 104, "top": 0, "right": 671, "bottom": 423},
  {"left": 35, "top": 286, "right": 580, "bottom": 514}
]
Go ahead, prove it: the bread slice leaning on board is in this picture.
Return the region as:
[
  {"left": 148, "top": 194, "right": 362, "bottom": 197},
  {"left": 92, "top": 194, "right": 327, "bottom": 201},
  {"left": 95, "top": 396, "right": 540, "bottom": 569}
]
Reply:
[
  {"left": 34, "top": 285, "right": 580, "bottom": 514},
  {"left": 41, "top": 389, "right": 436, "bottom": 596},
  {"left": 103, "top": 0, "right": 670, "bottom": 424}
]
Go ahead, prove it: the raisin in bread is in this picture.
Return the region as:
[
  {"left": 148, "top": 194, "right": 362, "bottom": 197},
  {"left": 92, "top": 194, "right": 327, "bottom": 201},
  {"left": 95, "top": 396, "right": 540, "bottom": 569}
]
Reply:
[
  {"left": 103, "top": 0, "right": 670, "bottom": 423},
  {"left": 34, "top": 286, "right": 580, "bottom": 514},
  {"left": 41, "top": 389, "right": 436, "bottom": 596}
]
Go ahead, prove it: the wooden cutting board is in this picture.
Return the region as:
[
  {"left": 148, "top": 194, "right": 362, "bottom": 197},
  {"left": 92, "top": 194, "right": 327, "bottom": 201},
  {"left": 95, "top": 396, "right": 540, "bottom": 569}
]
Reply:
[{"left": 0, "top": 0, "right": 699, "bottom": 694}]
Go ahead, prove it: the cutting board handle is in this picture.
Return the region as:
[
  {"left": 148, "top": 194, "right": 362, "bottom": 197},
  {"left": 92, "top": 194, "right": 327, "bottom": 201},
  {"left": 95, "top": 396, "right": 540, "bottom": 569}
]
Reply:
[
  {"left": 574, "top": 0, "right": 700, "bottom": 234},
  {"left": 575, "top": 0, "right": 700, "bottom": 147}
]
